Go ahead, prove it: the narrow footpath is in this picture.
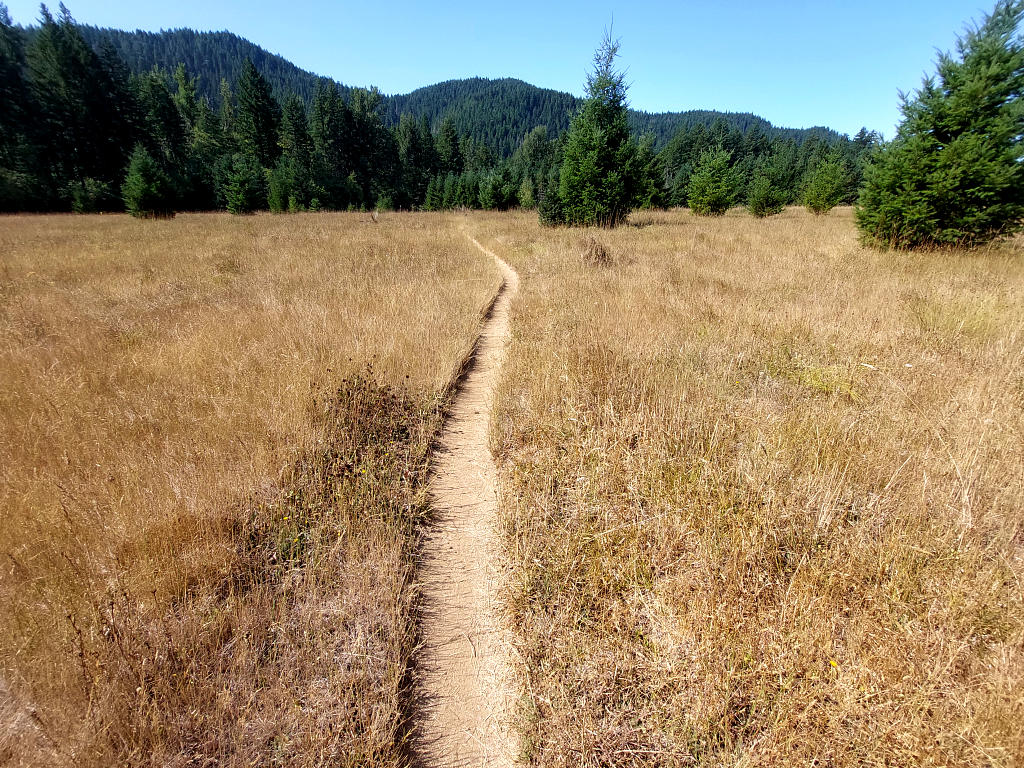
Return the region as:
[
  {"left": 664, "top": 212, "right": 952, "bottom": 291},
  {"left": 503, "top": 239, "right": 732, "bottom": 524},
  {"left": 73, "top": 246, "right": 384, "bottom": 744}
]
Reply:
[{"left": 415, "top": 235, "right": 519, "bottom": 767}]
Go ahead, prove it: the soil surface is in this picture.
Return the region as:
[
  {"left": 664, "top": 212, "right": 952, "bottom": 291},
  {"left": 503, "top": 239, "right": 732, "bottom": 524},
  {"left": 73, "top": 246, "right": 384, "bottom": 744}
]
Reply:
[{"left": 415, "top": 236, "right": 519, "bottom": 767}]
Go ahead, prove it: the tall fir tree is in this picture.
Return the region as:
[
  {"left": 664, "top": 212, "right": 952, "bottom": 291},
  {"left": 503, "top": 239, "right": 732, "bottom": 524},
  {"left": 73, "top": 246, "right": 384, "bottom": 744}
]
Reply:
[
  {"left": 435, "top": 116, "right": 464, "bottom": 175},
  {"left": 273, "top": 93, "right": 313, "bottom": 210},
  {"left": 27, "top": 5, "right": 135, "bottom": 208},
  {"left": 122, "top": 143, "right": 173, "bottom": 217},
  {"left": 234, "top": 58, "right": 281, "bottom": 169},
  {"left": 554, "top": 30, "right": 641, "bottom": 227},
  {"left": 0, "top": 3, "right": 37, "bottom": 209}
]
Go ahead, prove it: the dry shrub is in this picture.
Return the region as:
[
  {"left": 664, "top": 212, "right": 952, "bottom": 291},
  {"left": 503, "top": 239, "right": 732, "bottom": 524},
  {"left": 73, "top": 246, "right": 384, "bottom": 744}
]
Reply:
[
  {"left": 580, "top": 235, "right": 614, "bottom": 267},
  {"left": 0, "top": 212, "right": 498, "bottom": 766},
  {"left": 473, "top": 208, "right": 1024, "bottom": 767}
]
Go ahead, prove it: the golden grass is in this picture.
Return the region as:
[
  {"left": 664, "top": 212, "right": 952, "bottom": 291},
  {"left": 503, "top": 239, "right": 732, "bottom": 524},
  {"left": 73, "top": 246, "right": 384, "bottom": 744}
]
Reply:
[
  {"left": 473, "top": 207, "right": 1024, "bottom": 767},
  {"left": 0, "top": 212, "right": 499, "bottom": 766}
]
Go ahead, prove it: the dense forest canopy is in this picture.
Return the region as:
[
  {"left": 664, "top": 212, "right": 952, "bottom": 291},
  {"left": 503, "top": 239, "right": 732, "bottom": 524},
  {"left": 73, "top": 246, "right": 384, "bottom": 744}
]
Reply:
[{"left": 0, "top": 4, "right": 877, "bottom": 216}]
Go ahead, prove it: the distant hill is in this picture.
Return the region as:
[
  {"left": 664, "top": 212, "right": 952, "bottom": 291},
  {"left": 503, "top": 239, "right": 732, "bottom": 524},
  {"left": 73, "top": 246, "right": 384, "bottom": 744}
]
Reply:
[{"left": 66, "top": 26, "right": 842, "bottom": 155}]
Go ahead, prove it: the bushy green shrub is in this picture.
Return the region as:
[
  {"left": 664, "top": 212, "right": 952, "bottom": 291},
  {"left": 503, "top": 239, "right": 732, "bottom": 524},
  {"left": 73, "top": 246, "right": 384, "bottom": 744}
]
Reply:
[
  {"left": 803, "top": 157, "right": 848, "bottom": 215},
  {"left": 747, "top": 164, "right": 785, "bottom": 218}
]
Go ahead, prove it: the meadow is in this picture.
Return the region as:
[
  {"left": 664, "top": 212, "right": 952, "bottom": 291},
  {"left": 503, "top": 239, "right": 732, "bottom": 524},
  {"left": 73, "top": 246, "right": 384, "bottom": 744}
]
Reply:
[
  {"left": 1, "top": 207, "right": 1021, "bottom": 767},
  {"left": 0, "top": 212, "right": 498, "bottom": 766},
  {"left": 472, "top": 208, "right": 1023, "bottom": 767}
]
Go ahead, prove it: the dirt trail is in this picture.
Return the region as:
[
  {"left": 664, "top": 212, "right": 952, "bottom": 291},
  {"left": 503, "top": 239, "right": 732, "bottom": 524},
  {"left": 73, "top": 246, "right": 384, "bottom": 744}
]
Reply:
[{"left": 415, "top": 235, "right": 519, "bottom": 767}]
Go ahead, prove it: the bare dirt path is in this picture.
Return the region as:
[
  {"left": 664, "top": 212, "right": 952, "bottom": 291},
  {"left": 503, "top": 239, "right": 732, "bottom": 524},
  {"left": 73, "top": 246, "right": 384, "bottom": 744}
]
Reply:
[{"left": 415, "top": 235, "right": 519, "bottom": 767}]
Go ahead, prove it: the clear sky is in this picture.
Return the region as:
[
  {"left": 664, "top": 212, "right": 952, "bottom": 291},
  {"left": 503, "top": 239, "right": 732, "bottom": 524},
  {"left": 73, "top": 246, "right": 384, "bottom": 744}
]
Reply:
[{"left": 3, "top": 0, "right": 994, "bottom": 138}]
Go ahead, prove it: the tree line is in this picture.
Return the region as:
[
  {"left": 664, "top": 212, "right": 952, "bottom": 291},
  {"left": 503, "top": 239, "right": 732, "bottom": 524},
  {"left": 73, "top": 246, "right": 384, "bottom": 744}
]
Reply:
[
  {"left": 0, "top": 5, "right": 509, "bottom": 215},
  {"left": 0, "top": 3, "right": 870, "bottom": 218}
]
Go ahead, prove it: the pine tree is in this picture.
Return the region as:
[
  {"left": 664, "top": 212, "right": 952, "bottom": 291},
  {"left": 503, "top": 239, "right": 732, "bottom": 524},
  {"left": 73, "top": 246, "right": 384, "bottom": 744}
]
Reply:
[
  {"left": 172, "top": 63, "right": 199, "bottom": 132},
  {"left": 218, "top": 77, "right": 235, "bottom": 138},
  {"left": 436, "top": 117, "right": 464, "bottom": 175},
  {"left": 857, "top": 0, "right": 1024, "bottom": 247},
  {"left": 275, "top": 94, "right": 313, "bottom": 210},
  {"left": 555, "top": 31, "right": 640, "bottom": 227},
  {"left": 222, "top": 152, "right": 265, "bottom": 213},
  {"left": 687, "top": 148, "right": 740, "bottom": 216},
  {"left": 633, "top": 134, "right": 666, "bottom": 209},
  {"left": 27, "top": 5, "right": 136, "bottom": 208},
  {"left": 442, "top": 173, "right": 457, "bottom": 209},
  {"left": 234, "top": 59, "right": 280, "bottom": 169},
  {"left": 538, "top": 164, "right": 563, "bottom": 226},
  {"left": 0, "top": 4, "right": 38, "bottom": 210},
  {"left": 122, "top": 144, "right": 173, "bottom": 218},
  {"left": 802, "top": 155, "right": 848, "bottom": 214},
  {"left": 747, "top": 158, "right": 785, "bottom": 218}
]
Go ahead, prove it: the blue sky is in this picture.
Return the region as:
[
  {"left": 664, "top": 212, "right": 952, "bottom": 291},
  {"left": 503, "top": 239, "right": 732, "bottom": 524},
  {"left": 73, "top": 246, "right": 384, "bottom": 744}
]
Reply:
[{"left": 4, "top": 0, "right": 993, "bottom": 138}]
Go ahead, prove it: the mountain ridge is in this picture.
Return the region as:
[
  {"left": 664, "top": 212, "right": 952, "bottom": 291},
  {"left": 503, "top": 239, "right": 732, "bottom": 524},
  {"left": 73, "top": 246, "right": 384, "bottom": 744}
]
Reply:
[{"left": 65, "top": 25, "right": 843, "bottom": 155}]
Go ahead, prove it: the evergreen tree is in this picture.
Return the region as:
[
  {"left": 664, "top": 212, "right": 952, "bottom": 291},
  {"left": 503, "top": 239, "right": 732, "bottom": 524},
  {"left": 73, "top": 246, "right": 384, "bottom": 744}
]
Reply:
[
  {"left": 234, "top": 58, "right": 280, "bottom": 168},
  {"left": 122, "top": 143, "right": 173, "bottom": 217},
  {"left": 857, "top": 0, "right": 1024, "bottom": 247},
  {"left": 349, "top": 87, "right": 394, "bottom": 207},
  {"left": 687, "top": 148, "right": 740, "bottom": 216},
  {"left": 442, "top": 173, "right": 457, "bottom": 209},
  {"left": 172, "top": 63, "right": 199, "bottom": 132},
  {"left": 135, "top": 68, "right": 187, "bottom": 182},
  {"left": 423, "top": 175, "right": 441, "bottom": 210},
  {"left": 309, "top": 80, "right": 356, "bottom": 208},
  {"left": 218, "top": 77, "right": 235, "bottom": 138},
  {"left": 27, "top": 5, "right": 135, "bottom": 208},
  {"left": 802, "top": 155, "right": 848, "bottom": 214},
  {"left": 0, "top": 4, "right": 39, "bottom": 210},
  {"left": 222, "top": 152, "right": 265, "bottom": 213},
  {"left": 274, "top": 93, "right": 313, "bottom": 210},
  {"left": 538, "top": 164, "right": 563, "bottom": 226},
  {"left": 633, "top": 134, "right": 666, "bottom": 209},
  {"left": 436, "top": 116, "right": 464, "bottom": 175},
  {"left": 747, "top": 158, "right": 785, "bottom": 217},
  {"left": 555, "top": 31, "right": 640, "bottom": 227}
]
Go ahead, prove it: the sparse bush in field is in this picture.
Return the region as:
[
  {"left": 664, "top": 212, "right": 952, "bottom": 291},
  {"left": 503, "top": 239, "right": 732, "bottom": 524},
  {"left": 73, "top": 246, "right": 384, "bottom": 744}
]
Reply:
[
  {"left": 803, "top": 156, "right": 848, "bottom": 215},
  {"left": 687, "top": 148, "right": 740, "bottom": 216},
  {"left": 122, "top": 145, "right": 174, "bottom": 218},
  {"left": 72, "top": 177, "right": 119, "bottom": 213},
  {"left": 857, "top": 0, "right": 1024, "bottom": 247},
  {"left": 579, "top": 236, "right": 613, "bottom": 266}
]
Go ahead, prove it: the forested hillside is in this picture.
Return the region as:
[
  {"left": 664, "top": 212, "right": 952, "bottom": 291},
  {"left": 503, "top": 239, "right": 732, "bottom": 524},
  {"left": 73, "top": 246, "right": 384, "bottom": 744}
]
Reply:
[
  {"left": 74, "top": 26, "right": 352, "bottom": 104},
  {"left": 57, "top": 25, "right": 840, "bottom": 154}
]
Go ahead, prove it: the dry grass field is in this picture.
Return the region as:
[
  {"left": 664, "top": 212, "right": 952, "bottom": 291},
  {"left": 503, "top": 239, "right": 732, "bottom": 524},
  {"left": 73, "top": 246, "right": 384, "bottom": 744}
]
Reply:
[
  {"left": 3, "top": 206, "right": 1021, "bottom": 768},
  {"left": 0, "top": 212, "right": 499, "bottom": 766},
  {"left": 472, "top": 208, "right": 1023, "bottom": 767}
]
